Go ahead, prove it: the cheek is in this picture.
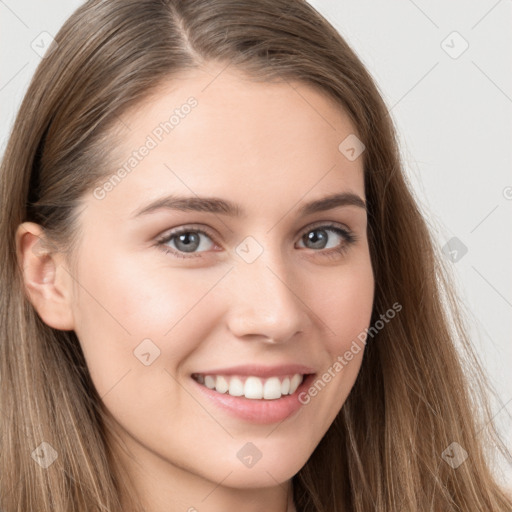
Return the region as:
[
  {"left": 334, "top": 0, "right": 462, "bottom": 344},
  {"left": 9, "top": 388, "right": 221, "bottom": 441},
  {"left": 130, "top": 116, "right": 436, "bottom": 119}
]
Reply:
[
  {"left": 314, "top": 256, "right": 375, "bottom": 352},
  {"left": 71, "top": 248, "right": 225, "bottom": 393},
  {"left": 298, "top": 256, "right": 374, "bottom": 423}
]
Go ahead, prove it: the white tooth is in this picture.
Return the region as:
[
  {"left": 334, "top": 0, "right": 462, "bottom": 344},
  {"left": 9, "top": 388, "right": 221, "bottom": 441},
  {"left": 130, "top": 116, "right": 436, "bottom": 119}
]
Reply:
[
  {"left": 228, "top": 377, "right": 244, "bottom": 397},
  {"left": 289, "top": 374, "right": 303, "bottom": 394},
  {"left": 263, "top": 377, "right": 282, "bottom": 399},
  {"left": 281, "top": 377, "right": 290, "bottom": 395},
  {"left": 204, "top": 375, "right": 216, "bottom": 389},
  {"left": 201, "top": 374, "right": 306, "bottom": 399},
  {"left": 244, "top": 376, "right": 263, "bottom": 399},
  {"left": 215, "top": 375, "right": 229, "bottom": 394}
]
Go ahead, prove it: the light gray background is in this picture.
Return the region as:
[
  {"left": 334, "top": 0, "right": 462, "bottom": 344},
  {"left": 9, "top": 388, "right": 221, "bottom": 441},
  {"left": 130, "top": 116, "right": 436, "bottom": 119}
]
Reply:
[{"left": 1, "top": 0, "right": 511, "bottom": 486}]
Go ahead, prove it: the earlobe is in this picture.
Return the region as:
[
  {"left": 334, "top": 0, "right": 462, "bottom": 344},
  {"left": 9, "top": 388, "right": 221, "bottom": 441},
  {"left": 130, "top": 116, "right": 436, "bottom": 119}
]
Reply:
[{"left": 15, "top": 222, "right": 75, "bottom": 331}]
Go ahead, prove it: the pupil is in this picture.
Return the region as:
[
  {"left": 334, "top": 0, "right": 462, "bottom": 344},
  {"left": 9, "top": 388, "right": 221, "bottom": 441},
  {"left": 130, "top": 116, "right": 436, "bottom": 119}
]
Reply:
[
  {"left": 176, "top": 232, "right": 199, "bottom": 252},
  {"left": 306, "top": 229, "right": 327, "bottom": 249}
]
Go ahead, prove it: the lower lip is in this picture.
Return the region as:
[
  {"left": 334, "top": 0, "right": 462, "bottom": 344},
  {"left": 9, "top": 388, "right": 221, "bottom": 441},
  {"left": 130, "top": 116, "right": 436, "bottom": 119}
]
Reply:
[{"left": 191, "top": 374, "right": 316, "bottom": 424}]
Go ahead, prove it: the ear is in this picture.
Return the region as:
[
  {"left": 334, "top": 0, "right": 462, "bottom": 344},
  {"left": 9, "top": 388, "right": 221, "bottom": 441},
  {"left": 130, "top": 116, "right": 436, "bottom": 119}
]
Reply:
[{"left": 15, "top": 222, "right": 75, "bottom": 331}]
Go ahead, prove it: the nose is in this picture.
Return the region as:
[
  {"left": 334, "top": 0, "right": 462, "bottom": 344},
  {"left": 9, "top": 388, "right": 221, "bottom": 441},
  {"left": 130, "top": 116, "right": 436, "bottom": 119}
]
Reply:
[{"left": 224, "top": 247, "right": 310, "bottom": 344}]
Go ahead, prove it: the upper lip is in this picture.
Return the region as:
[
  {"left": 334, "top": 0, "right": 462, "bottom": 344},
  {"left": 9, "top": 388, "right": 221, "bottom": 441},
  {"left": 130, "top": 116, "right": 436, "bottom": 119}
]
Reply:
[{"left": 192, "top": 364, "right": 316, "bottom": 378}]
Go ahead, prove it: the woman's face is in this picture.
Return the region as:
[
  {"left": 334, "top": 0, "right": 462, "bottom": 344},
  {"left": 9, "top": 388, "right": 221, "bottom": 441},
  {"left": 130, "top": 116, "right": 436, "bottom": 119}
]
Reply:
[{"left": 53, "top": 65, "right": 374, "bottom": 506}]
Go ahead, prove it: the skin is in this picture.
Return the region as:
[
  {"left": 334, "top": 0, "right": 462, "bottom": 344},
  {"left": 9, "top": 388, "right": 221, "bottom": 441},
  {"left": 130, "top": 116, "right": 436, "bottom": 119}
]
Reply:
[{"left": 17, "top": 63, "right": 374, "bottom": 512}]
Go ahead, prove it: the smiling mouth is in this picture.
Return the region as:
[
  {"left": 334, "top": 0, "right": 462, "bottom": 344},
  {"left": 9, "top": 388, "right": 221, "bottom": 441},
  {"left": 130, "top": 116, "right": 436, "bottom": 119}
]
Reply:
[{"left": 191, "top": 373, "right": 311, "bottom": 400}]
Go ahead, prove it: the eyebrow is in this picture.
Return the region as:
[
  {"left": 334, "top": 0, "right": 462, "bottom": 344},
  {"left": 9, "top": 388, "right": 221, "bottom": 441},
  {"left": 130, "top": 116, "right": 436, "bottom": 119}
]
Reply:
[{"left": 131, "top": 192, "right": 366, "bottom": 219}]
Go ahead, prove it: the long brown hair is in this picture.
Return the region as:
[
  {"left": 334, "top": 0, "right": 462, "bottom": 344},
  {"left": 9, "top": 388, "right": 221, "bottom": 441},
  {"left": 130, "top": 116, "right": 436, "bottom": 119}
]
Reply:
[{"left": 1, "top": 0, "right": 510, "bottom": 510}]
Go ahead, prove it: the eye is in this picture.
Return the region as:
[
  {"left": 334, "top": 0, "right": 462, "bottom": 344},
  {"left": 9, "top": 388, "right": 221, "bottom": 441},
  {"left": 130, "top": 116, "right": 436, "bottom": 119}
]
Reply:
[
  {"left": 296, "top": 224, "right": 357, "bottom": 259},
  {"left": 156, "top": 226, "right": 217, "bottom": 258},
  {"left": 155, "top": 223, "right": 357, "bottom": 259}
]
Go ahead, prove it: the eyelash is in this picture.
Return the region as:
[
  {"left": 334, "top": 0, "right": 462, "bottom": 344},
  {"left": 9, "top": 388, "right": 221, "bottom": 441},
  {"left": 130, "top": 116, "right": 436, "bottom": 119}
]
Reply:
[{"left": 155, "top": 223, "right": 358, "bottom": 260}]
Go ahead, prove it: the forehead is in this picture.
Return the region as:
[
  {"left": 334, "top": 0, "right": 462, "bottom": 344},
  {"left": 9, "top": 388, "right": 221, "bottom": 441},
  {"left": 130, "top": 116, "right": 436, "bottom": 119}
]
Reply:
[{"left": 92, "top": 65, "right": 365, "bottom": 218}]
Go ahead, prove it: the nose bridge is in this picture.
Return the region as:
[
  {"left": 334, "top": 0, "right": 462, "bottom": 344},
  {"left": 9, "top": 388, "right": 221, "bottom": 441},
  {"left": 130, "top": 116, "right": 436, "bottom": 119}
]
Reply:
[{"left": 225, "top": 234, "right": 308, "bottom": 341}]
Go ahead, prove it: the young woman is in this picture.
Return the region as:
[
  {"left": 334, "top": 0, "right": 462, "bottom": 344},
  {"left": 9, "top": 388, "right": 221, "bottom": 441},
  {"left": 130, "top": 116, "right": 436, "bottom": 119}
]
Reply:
[{"left": 1, "top": 1, "right": 510, "bottom": 511}]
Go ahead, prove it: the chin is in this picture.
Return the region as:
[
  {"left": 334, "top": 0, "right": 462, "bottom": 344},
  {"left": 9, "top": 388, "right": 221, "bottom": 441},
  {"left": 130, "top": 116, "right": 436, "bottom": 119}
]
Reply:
[{"left": 209, "top": 449, "right": 308, "bottom": 489}]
